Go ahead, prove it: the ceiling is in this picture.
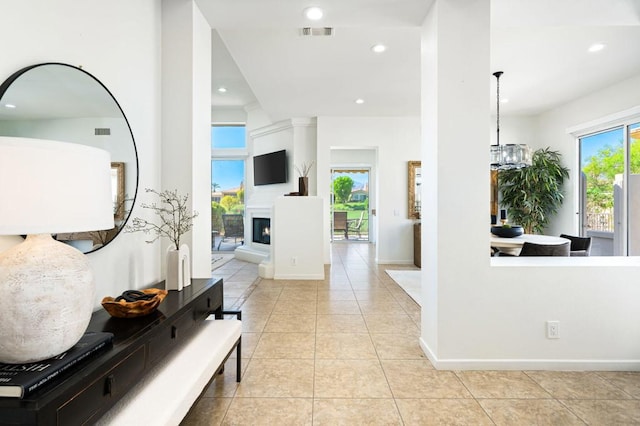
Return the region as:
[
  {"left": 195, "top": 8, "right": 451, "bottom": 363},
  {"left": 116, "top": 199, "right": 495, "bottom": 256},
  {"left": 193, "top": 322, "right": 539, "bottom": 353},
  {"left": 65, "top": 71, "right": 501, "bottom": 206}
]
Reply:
[{"left": 197, "top": 0, "right": 640, "bottom": 121}]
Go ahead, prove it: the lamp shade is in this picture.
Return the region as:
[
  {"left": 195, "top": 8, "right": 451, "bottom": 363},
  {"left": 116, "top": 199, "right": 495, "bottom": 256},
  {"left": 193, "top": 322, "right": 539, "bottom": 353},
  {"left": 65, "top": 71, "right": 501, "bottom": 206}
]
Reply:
[{"left": 0, "top": 136, "right": 114, "bottom": 234}]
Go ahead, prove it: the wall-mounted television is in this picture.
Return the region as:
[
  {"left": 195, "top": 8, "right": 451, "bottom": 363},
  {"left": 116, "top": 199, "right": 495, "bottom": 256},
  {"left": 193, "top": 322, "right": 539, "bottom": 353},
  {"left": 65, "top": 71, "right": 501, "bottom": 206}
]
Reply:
[{"left": 253, "top": 149, "right": 287, "bottom": 186}]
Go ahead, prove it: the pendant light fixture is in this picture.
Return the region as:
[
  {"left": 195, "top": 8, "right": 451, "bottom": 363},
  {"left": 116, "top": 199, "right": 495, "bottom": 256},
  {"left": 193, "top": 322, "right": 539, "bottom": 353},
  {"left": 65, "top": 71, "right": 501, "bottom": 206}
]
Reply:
[{"left": 490, "top": 71, "right": 531, "bottom": 170}]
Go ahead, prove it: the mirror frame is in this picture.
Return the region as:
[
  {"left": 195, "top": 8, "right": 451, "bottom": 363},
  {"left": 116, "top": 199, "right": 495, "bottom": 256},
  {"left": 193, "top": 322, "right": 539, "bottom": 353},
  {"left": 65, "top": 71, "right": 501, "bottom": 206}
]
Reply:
[
  {"left": 111, "top": 162, "right": 126, "bottom": 221},
  {"left": 408, "top": 160, "right": 421, "bottom": 219},
  {"left": 490, "top": 170, "right": 498, "bottom": 221},
  {"left": 0, "top": 62, "right": 139, "bottom": 253}
]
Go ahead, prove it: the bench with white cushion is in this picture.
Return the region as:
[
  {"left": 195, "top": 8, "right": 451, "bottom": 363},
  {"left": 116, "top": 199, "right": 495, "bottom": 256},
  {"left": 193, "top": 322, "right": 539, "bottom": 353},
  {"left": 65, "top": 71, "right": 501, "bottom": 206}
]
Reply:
[{"left": 96, "top": 313, "right": 241, "bottom": 425}]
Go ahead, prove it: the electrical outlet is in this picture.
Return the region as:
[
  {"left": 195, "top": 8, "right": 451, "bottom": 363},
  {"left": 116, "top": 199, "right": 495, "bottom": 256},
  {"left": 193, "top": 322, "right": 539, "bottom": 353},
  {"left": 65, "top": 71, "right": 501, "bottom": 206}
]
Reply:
[{"left": 547, "top": 321, "right": 560, "bottom": 339}]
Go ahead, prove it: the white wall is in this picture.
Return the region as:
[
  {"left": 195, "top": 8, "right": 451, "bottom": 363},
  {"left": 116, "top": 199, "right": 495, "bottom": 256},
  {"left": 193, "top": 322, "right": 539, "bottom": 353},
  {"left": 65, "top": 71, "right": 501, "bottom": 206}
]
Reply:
[
  {"left": 1, "top": 0, "right": 162, "bottom": 308},
  {"left": 273, "top": 196, "right": 324, "bottom": 279},
  {"left": 490, "top": 114, "right": 538, "bottom": 148},
  {"left": 317, "top": 116, "right": 421, "bottom": 264},
  {"left": 421, "top": 0, "right": 640, "bottom": 370},
  {"left": 212, "top": 106, "right": 246, "bottom": 124}
]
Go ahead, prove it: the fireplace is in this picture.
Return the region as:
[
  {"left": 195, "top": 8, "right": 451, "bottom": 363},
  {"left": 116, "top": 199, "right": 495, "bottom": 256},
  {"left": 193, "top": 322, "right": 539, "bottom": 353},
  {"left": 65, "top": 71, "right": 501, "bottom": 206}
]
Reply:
[{"left": 252, "top": 217, "right": 271, "bottom": 245}]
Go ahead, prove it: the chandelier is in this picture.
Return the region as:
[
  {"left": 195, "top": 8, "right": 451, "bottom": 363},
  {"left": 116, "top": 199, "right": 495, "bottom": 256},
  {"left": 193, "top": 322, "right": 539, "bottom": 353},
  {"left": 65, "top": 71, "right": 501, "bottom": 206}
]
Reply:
[{"left": 490, "top": 71, "right": 532, "bottom": 170}]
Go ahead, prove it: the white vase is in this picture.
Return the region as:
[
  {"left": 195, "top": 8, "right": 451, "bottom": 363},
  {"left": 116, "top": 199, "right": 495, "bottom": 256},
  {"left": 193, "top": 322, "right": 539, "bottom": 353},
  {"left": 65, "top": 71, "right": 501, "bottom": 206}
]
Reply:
[
  {"left": 165, "top": 247, "right": 183, "bottom": 291},
  {"left": 166, "top": 244, "right": 192, "bottom": 291},
  {"left": 180, "top": 244, "right": 191, "bottom": 287}
]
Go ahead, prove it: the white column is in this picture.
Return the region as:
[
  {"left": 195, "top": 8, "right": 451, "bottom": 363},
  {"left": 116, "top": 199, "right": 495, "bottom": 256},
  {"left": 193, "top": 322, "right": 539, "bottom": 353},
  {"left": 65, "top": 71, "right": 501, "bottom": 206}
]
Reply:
[
  {"left": 161, "top": 0, "right": 212, "bottom": 278},
  {"left": 420, "top": 0, "right": 490, "bottom": 361}
]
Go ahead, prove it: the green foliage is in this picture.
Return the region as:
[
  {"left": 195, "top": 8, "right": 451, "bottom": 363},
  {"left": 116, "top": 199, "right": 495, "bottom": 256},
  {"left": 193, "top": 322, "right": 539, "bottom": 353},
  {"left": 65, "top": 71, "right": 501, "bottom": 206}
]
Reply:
[
  {"left": 333, "top": 176, "right": 354, "bottom": 203},
  {"left": 228, "top": 204, "right": 245, "bottom": 214},
  {"left": 211, "top": 202, "right": 225, "bottom": 232},
  {"left": 582, "top": 139, "right": 640, "bottom": 212},
  {"left": 498, "top": 148, "right": 569, "bottom": 234},
  {"left": 333, "top": 202, "right": 367, "bottom": 211},
  {"left": 237, "top": 187, "right": 245, "bottom": 203},
  {"left": 220, "top": 195, "right": 239, "bottom": 212}
]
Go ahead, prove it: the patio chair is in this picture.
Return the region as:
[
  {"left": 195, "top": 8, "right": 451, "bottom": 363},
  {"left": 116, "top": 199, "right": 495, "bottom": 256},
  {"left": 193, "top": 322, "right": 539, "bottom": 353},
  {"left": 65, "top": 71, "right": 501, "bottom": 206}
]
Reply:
[
  {"left": 217, "top": 214, "right": 244, "bottom": 250},
  {"left": 333, "top": 211, "right": 348, "bottom": 239},
  {"left": 347, "top": 211, "right": 366, "bottom": 239},
  {"left": 559, "top": 234, "right": 592, "bottom": 256}
]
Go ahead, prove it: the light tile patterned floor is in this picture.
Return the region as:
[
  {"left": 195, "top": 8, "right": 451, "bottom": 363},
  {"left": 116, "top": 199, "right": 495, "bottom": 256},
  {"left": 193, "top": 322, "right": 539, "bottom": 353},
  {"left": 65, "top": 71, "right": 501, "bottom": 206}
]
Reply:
[{"left": 183, "top": 243, "right": 640, "bottom": 425}]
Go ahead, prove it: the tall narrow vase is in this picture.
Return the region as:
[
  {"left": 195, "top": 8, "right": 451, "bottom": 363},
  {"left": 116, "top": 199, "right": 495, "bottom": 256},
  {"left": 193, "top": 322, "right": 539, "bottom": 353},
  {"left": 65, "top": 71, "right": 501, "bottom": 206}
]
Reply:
[
  {"left": 165, "top": 247, "right": 183, "bottom": 291},
  {"left": 166, "top": 245, "right": 192, "bottom": 290},
  {"left": 298, "top": 176, "right": 309, "bottom": 196}
]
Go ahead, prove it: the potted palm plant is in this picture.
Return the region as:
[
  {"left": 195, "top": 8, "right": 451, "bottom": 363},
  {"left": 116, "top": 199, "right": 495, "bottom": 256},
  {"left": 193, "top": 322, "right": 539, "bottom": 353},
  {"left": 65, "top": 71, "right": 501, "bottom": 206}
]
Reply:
[{"left": 498, "top": 148, "right": 569, "bottom": 234}]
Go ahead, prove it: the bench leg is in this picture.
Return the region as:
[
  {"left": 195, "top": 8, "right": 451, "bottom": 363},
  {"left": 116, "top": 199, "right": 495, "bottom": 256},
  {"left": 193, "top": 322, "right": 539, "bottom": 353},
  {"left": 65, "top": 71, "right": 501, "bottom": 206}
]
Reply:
[{"left": 236, "top": 337, "right": 242, "bottom": 382}]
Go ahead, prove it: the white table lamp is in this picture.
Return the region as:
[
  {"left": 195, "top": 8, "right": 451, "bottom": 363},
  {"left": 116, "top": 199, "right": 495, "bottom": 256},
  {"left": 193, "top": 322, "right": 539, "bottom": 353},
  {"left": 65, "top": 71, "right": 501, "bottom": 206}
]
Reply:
[{"left": 0, "top": 136, "right": 114, "bottom": 363}]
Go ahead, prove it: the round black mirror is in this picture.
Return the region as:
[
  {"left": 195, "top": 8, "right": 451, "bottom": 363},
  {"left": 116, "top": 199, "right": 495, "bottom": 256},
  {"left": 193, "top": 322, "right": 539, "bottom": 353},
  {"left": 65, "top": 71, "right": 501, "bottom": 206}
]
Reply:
[{"left": 0, "top": 63, "right": 139, "bottom": 253}]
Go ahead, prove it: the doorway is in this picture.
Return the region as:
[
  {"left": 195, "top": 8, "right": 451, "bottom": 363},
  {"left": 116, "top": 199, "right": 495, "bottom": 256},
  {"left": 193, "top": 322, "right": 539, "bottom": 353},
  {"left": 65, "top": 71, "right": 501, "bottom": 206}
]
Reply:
[{"left": 331, "top": 168, "right": 370, "bottom": 242}]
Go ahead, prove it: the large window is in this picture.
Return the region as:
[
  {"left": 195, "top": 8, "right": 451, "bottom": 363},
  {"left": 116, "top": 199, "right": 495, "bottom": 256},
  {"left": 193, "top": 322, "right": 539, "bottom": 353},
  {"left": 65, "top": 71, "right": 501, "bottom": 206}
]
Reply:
[
  {"left": 578, "top": 120, "right": 640, "bottom": 255},
  {"left": 211, "top": 125, "right": 246, "bottom": 149},
  {"left": 211, "top": 125, "right": 247, "bottom": 251}
]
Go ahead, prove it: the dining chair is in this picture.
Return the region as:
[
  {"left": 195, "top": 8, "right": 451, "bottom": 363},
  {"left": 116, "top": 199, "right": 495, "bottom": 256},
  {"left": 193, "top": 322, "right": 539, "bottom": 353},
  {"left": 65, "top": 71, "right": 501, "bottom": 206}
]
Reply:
[
  {"left": 559, "top": 234, "right": 592, "bottom": 256},
  {"left": 518, "top": 241, "right": 570, "bottom": 257}
]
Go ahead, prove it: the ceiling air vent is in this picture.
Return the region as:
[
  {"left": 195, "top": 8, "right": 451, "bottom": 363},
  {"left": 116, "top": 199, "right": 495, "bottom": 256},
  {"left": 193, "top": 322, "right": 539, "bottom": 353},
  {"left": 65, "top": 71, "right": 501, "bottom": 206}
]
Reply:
[
  {"left": 94, "top": 128, "right": 111, "bottom": 136},
  {"left": 301, "top": 27, "right": 333, "bottom": 37}
]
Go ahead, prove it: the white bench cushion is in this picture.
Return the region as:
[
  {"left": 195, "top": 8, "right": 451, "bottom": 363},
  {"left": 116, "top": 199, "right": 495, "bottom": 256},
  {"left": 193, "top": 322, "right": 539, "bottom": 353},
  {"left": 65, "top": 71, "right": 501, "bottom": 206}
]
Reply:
[{"left": 97, "top": 316, "right": 241, "bottom": 426}]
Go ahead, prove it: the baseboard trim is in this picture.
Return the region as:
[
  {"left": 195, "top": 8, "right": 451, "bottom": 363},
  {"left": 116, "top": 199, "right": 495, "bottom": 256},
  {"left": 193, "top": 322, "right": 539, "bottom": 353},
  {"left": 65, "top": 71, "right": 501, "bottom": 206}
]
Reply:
[
  {"left": 419, "top": 337, "right": 640, "bottom": 371},
  {"left": 375, "top": 259, "right": 414, "bottom": 265},
  {"left": 273, "top": 273, "right": 325, "bottom": 280}
]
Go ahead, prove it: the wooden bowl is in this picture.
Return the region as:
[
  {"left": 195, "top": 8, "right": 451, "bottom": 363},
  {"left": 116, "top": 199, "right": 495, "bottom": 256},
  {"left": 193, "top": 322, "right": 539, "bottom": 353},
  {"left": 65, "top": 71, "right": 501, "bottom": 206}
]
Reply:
[{"left": 101, "top": 288, "right": 168, "bottom": 318}]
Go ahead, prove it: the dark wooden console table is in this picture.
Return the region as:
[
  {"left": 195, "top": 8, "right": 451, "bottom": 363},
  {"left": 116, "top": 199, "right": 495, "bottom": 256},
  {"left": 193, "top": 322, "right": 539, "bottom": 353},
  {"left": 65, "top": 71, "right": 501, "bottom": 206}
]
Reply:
[{"left": 0, "top": 278, "right": 223, "bottom": 426}]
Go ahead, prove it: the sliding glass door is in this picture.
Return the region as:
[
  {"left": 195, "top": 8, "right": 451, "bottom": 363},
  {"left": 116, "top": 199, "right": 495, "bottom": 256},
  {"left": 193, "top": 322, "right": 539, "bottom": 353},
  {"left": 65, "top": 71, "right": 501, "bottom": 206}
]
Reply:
[
  {"left": 330, "top": 168, "right": 370, "bottom": 242},
  {"left": 579, "top": 122, "right": 640, "bottom": 255}
]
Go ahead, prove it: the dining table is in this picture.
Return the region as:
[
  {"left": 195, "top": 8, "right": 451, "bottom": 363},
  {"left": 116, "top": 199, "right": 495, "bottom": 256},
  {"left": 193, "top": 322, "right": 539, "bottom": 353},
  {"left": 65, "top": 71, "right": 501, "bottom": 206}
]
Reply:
[{"left": 490, "top": 233, "right": 570, "bottom": 256}]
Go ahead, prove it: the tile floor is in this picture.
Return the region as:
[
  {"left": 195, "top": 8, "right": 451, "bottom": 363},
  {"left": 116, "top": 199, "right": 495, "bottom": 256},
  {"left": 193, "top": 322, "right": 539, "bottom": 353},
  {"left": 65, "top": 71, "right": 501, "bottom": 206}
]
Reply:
[{"left": 182, "top": 243, "right": 640, "bottom": 425}]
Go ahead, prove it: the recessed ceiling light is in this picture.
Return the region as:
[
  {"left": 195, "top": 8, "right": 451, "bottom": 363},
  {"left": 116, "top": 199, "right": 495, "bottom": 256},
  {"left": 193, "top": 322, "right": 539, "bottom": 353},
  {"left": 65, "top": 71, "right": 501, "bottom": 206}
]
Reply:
[
  {"left": 4, "top": 104, "right": 16, "bottom": 109},
  {"left": 217, "top": 87, "right": 227, "bottom": 93},
  {"left": 304, "top": 6, "right": 323, "bottom": 20},
  {"left": 355, "top": 99, "right": 364, "bottom": 104},
  {"left": 588, "top": 43, "right": 606, "bottom": 53},
  {"left": 371, "top": 44, "right": 386, "bottom": 53}
]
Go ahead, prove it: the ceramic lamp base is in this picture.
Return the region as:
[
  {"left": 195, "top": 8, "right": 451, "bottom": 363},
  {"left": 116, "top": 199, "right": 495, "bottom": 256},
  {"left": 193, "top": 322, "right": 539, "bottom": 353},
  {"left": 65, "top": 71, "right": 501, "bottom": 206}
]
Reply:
[{"left": 0, "top": 234, "right": 95, "bottom": 363}]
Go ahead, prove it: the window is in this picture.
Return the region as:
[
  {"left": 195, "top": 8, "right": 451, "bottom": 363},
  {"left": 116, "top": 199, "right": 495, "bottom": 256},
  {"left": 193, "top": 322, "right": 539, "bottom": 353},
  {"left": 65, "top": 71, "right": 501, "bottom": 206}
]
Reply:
[
  {"left": 211, "top": 125, "right": 246, "bottom": 149},
  {"left": 211, "top": 125, "right": 247, "bottom": 250},
  {"left": 577, "top": 116, "right": 640, "bottom": 256}
]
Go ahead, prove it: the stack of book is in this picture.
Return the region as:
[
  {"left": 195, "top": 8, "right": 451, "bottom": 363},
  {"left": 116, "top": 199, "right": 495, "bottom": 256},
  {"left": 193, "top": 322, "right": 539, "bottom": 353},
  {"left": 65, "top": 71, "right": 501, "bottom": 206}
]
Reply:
[{"left": 0, "top": 331, "right": 113, "bottom": 399}]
